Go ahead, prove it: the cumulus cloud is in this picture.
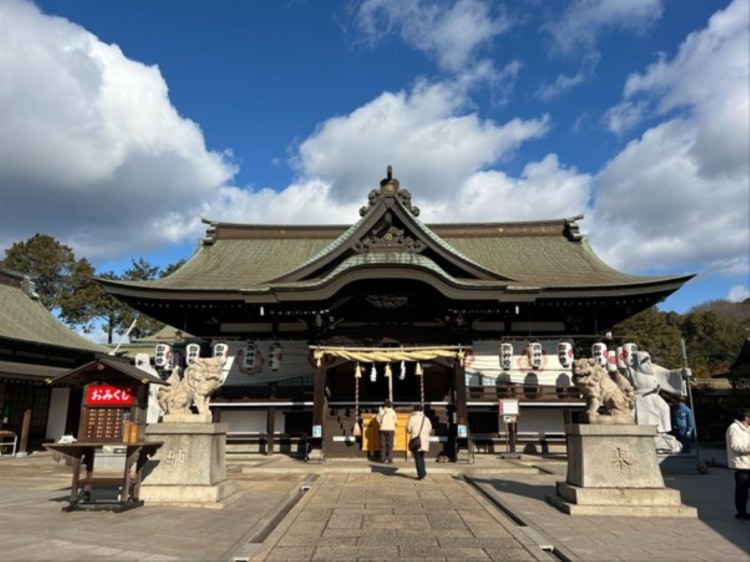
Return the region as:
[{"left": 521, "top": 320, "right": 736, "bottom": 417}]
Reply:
[
  {"left": 727, "top": 285, "right": 750, "bottom": 303},
  {"left": 590, "top": 0, "right": 749, "bottom": 279},
  {"left": 292, "top": 77, "right": 551, "bottom": 202},
  {"left": 350, "top": 0, "right": 510, "bottom": 72},
  {"left": 425, "top": 155, "right": 592, "bottom": 223},
  {"left": 0, "top": 0, "right": 236, "bottom": 260}
]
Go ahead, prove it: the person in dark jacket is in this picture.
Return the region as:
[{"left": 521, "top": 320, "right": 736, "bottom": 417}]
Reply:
[{"left": 671, "top": 396, "right": 695, "bottom": 454}]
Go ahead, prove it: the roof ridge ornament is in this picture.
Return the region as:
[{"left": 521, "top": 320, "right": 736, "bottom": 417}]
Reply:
[{"left": 359, "top": 165, "right": 420, "bottom": 217}]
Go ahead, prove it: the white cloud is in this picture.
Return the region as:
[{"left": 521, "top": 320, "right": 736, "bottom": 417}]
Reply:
[
  {"left": 727, "top": 285, "right": 750, "bottom": 303},
  {"left": 425, "top": 154, "right": 592, "bottom": 223},
  {"left": 536, "top": 52, "right": 600, "bottom": 100},
  {"left": 0, "top": 0, "right": 236, "bottom": 260},
  {"left": 292, "top": 77, "right": 551, "bottom": 202},
  {"left": 591, "top": 0, "right": 749, "bottom": 277},
  {"left": 544, "top": 0, "right": 664, "bottom": 55},
  {"left": 351, "top": 0, "right": 511, "bottom": 72}
]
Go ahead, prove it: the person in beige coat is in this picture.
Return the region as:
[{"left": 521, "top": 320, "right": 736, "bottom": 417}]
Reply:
[
  {"left": 726, "top": 408, "right": 750, "bottom": 519},
  {"left": 376, "top": 400, "right": 397, "bottom": 463},
  {"left": 406, "top": 405, "right": 433, "bottom": 480}
]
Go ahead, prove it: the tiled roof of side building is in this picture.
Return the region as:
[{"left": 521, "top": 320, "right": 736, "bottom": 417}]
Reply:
[{"left": 0, "top": 269, "right": 106, "bottom": 352}]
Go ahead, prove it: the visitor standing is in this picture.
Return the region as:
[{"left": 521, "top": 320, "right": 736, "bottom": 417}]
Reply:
[
  {"left": 726, "top": 408, "right": 750, "bottom": 520},
  {"left": 406, "top": 405, "right": 433, "bottom": 480},
  {"left": 376, "top": 400, "right": 397, "bottom": 463},
  {"left": 672, "top": 396, "right": 695, "bottom": 454}
]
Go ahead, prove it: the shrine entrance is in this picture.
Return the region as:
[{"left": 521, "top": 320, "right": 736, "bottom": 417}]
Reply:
[{"left": 312, "top": 346, "right": 466, "bottom": 459}]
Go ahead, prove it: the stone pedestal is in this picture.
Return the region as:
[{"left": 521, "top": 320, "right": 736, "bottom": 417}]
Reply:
[
  {"left": 140, "top": 422, "right": 236, "bottom": 507},
  {"left": 548, "top": 424, "right": 697, "bottom": 517}
]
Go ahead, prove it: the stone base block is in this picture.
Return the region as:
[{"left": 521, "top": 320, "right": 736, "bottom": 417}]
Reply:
[
  {"left": 557, "top": 482, "right": 685, "bottom": 507},
  {"left": 144, "top": 422, "right": 228, "bottom": 486},
  {"left": 139, "top": 481, "right": 237, "bottom": 508},
  {"left": 551, "top": 424, "right": 698, "bottom": 518},
  {"left": 548, "top": 485, "right": 697, "bottom": 518}
]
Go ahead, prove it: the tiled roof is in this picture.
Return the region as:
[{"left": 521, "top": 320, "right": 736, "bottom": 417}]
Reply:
[
  {"left": 0, "top": 269, "right": 105, "bottom": 352},
  {"left": 101, "top": 216, "right": 681, "bottom": 293},
  {"left": 0, "top": 360, "right": 69, "bottom": 382},
  {"left": 49, "top": 356, "right": 166, "bottom": 386}
]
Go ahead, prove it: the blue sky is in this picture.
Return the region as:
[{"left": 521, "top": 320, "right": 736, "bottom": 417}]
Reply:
[{"left": 0, "top": 0, "right": 748, "bottom": 319}]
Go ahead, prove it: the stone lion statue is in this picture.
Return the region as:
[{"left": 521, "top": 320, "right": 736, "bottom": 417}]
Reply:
[
  {"left": 572, "top": 358, "right": 635, "bottom": 423},
  {"left": 157, "top": 356, "right": 226, "bottom": 422}
]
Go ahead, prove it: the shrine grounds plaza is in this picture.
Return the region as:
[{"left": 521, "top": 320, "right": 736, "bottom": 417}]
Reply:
[{"left": 0, "top": 446, "right": 748, "bottom": 561}]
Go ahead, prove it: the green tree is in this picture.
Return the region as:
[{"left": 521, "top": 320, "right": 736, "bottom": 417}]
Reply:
[
  {"left": 689, "top": 299, "right": 750, "bottom": 328},
  {"left": 1, "top": 234, "right": 101, "bottom": 327},
  {"left": 611, "top": 307, "right": 684, "bottom": 367},
  {"left": 160, "top": 259, "right": 185, "bottom": 278},
  {"left": 2, "top": 234, "right": 183, "bottom": 344},
  {"left": 681, "top": 310, "right": 746, "bottom": 376},
  {"left": 113, "top": 258, "right": 164, "bottom": 341}
]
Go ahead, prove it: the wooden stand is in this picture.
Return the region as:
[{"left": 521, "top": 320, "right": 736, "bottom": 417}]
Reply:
[{"left": 44, "top": 441, "right": 162, "bottom": 512}]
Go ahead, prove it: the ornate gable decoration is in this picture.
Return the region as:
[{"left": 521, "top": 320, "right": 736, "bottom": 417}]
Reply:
[
  {"left": 355, "top": 166, "right": 425, "bottom": 254},
  {"left": 359, "top": 166, "right": 420, "bottom": 217}
]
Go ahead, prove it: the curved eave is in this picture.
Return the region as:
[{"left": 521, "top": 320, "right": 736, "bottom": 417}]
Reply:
[{"left": 100, "top": 263, "right": 693, "bottom": 308}]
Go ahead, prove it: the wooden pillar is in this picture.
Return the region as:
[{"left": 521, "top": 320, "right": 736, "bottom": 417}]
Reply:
[
  {"left": 266, "top": 407, "right": 275, "bottom": 455},
  {"left": 19, "top": 407, "right": 31, "bottom": 456},
  {"left": 312, "top": 364, "right": 325, "bottom": 432},
  {"left": 454, "top": 361, "right": 468, "bottom": 427},
  {"left": 266, "top": 383, "right": 277, "bottom": 455}
]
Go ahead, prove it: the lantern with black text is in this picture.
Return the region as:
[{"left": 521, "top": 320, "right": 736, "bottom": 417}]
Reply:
[
  {"left": 213, "top": 342, "right": 229, "bottom": 365},
  {"left": 557, "top": 342, "right": 574, "bottom": 368},
  {"left": 527, "top": 342, "right": 543, "bottom": 370},
  {"left": 154, "top": 344, "right": 173, "bottom": 370},
  {"left": 242, "top": 342, "right": 258, "bottom": 370},
  {"left": 591, "top": 342, "right": 607, "bottom": 367},
  {"left": 499, "top": 342, "right": 513, "bottom": 371},
  {"left": 185, "top": 343, "right": 201, "bottom": 364},
  {"left": 268, "top": 341, "right": 283, "bottom": 371}
]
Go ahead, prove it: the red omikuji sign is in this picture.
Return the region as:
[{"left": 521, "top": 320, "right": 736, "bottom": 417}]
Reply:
[{"left": 85, "top": 385, "right": 134, "bottom": 406}]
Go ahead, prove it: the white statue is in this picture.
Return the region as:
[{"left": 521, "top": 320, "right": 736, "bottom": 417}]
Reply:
[
  {"left": 619, "top": 345, "right": 686, "bottom": 433},
  {"left": 157, "top": 356, "right": 227, "bottom": 422}
]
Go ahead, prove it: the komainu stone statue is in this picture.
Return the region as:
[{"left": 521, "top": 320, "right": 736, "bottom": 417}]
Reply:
[
  {"left": 572, "top": 358, "right": 635, "bottom": 423},
  {"left": 157, "top": 356, "right": 226, "bottom": 422}
]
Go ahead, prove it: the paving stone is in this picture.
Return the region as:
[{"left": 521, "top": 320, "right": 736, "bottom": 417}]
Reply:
[{"left": 2, "top": 450, "right": 748, "bottom": 561}]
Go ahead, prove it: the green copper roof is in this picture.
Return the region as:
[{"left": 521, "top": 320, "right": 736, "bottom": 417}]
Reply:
[{"left": 0, "top": 269, "right": 105, "bottom": 352}]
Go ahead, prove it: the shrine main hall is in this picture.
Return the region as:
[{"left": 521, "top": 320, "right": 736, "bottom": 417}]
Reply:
[{"left": 100, "top": 169, "right": 691, "bottom": 458}]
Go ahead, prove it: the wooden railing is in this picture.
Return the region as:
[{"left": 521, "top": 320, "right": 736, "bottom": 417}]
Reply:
[{"left": 466, "top": 385, "right": 583, "bottom": 401}]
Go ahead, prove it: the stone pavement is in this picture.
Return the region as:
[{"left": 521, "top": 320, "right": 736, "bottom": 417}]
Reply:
[{"left": 0, "top": 450, "right": 748, "bottom": 561}]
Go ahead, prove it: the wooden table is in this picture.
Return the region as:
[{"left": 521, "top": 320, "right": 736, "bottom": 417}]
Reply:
[{"left": 44, "top": 441, "right": 162, "bottom": 512}]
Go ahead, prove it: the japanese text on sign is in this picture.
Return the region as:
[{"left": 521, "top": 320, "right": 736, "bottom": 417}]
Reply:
[{"left": 85, "top": 385, "right": 134, "bottom": 406}]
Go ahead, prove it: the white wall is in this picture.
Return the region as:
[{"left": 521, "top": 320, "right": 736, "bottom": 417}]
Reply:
[
  {"left": 220, "top": 409, "right": 285, "bottom": 434},
  {"left": 516, "top": 408, "right": 565, "bottom": 435},
  {"left": 46, "top": 387, "right": 70, "bottom": 441}
]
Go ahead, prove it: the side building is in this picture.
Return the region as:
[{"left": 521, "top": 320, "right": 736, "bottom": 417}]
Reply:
[
  {"left": 0, "top": 267, "right": 107, "bottom": 454},
  {"left": 99, "top": 171, "right": 693, "bottom": 457}
]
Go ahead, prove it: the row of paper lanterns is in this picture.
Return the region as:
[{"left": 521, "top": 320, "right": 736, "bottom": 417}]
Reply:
[
  {"left": 154, "top": 341, "right": 285, "bottom": 372},
  {"left": 498, "top": 341, "right": 639, "bottom": 371}
]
